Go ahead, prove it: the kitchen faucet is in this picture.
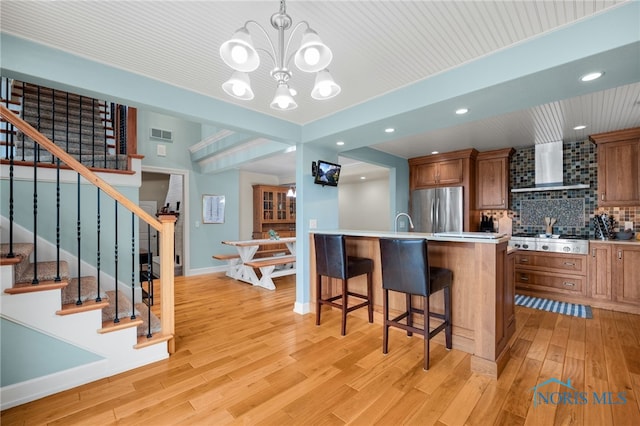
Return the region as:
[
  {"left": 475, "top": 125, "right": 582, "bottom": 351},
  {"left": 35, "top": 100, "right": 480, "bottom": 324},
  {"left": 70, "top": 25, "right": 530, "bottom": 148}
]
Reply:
[{"left": 394, "top": 212, "right": 415, "bottom": 233}]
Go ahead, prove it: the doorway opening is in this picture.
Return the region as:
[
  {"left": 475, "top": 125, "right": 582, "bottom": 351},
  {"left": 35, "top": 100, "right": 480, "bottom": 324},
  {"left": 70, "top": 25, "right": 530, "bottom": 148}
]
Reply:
[{"left": 140, "top": 166, "right": 189, "bottom": 277}]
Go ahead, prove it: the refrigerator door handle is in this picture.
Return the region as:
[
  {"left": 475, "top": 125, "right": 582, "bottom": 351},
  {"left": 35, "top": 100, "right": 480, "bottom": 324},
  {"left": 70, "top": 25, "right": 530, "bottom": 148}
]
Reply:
[
  {"left": 435, "top": 197, "right": 440, "bottom": 232},
  {"left": 430, "top": 198, "right": 435, "bottom": 230}
]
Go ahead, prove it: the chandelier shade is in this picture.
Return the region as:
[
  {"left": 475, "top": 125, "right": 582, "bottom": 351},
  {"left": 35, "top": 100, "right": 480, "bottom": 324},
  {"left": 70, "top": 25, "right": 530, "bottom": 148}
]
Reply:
[
  {"left": 293, "top": 29, "right": 332, "bottom": 73},
  {"left": 219, "top": 28, "right": 260, "bottom": 72},
  {"left": 220, "top": 0, "right": 339, "bottom": 111},
  {"left": 311, "top": 69, "right": 341, "bottom": 100},
  {"left": 222, "top": 71, "right": 255, "bottom": 100},
  {"left": 270, "top": 84, "right": 298, "bottom": 110}
]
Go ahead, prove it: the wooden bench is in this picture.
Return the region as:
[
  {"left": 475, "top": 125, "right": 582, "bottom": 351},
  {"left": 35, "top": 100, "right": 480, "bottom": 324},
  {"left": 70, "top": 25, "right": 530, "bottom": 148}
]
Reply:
[
  {"left": 243, "top": 255, "right": 296, "bottom": 290},
  {"left": 212, "top": 253, "right": 242, "bottom": 279}
]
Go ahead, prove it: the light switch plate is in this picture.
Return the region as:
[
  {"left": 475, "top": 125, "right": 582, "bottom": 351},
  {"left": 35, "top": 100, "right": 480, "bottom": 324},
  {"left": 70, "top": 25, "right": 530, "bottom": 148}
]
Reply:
[
  {"left": 157, "top": 144, "right": 166, "bottom": 156},
  {"left": 309, "top": 219, "right": 317, "bottom": 229}
]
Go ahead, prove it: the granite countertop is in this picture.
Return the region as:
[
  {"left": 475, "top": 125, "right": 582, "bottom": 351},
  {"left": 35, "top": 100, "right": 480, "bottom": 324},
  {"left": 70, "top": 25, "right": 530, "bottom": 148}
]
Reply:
[{"left": 309, "top": 229, "right": 511, "bottom": 244}]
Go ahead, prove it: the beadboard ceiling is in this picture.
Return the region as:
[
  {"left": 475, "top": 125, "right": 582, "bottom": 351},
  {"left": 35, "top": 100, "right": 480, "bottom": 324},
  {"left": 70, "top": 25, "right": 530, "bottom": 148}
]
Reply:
[{"left": 1, "top": 1, "right": 639, "bottom": 182}]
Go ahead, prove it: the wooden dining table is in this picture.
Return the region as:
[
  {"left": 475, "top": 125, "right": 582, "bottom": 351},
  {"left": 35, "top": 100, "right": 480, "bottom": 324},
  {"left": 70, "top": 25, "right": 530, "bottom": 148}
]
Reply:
[{"left": 221, "top": 237, "right": 296, "bottom": 289}]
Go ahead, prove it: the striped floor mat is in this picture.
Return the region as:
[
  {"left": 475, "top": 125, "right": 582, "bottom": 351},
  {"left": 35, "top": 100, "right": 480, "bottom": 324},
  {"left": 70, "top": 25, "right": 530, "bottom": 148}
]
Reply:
[{"left": 515, "top": 294, "right": 593, "bottom": 319}]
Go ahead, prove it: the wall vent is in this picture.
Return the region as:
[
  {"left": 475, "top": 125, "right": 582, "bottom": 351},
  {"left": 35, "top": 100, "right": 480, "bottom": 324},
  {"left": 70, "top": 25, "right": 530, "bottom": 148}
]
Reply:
[{"left": 149, "top": 128, "right": 173, "bottom": 142}]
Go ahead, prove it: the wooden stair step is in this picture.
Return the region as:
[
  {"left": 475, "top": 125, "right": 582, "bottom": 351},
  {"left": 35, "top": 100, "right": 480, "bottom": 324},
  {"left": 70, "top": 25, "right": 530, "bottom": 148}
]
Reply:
[{"left": 5, "top": 280, "right": 68, "bottom": 295}]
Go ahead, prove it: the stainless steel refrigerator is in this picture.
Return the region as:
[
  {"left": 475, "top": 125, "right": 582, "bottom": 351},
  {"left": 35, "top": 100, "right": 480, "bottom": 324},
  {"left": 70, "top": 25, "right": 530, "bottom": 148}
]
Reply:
[{"left": 410, "top": 187, "right": 463, "bottom": 233}]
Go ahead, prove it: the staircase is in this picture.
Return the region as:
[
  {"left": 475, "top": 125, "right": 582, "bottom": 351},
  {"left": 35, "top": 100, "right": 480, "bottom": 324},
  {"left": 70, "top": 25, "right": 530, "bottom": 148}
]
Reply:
[
  {"left": 0, "top": 83, "right": 176, "bottom": 410},
  {"left": 2, "top": 79, "right": 130, "bottom": 170}
]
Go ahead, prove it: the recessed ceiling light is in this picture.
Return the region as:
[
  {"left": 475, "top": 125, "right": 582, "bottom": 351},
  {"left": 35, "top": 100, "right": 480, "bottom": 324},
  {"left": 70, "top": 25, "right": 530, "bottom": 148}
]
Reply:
[
  {"left": 336, "top": 141, "right": 344, "bottom": 146},
  {"left": 580, "top": 72, "right": 603, "bottom": 82},
  {"left": 573, "top": 125, "right": 587, "bottom": 130},
  {"left": 431, "top": 151, "right": 439, "bottom": 155},
  {"left": 384, "top": 128, "right": 395, "bottom": 133},
  {"left": 455, "top": 108, "right": 469, "bottom": 115},
  {"left": 360, "top": 176, "right": 366, "bottom": 180}
]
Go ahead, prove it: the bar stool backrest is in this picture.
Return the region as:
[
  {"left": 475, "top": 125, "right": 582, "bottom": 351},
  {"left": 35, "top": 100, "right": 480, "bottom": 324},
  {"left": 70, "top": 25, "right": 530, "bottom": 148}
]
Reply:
[
  {"left": 314, "top": 234, "right": 348, "bottom": 280},
  {"left": 379, "top": 238, "right": 431, "bottom": 297}
]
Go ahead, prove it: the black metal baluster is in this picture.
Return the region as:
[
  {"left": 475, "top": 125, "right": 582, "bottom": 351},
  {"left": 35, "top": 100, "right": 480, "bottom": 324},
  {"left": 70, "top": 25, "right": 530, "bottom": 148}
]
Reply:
[
  {"left": 96, "top": 188, "right": 102, "bottom": 302},
  {"left": 146, "top": 223, "right": 153, "bottom": 338},
  {"left": 65, "top": 92, "right": 70, "bottom": 152},
  {"left": 78, "top": 96, "right": 82, "bottom": 166},
  {"left": 54, "top": 155, "right": 61, "bottom": 282},
  {"left": 130, "top": 212, "right": 136, "bottom": 320},
  {"left": 114, "top": 200, "right": 120, "bottom": 323},
  {"left": 6, "top": 79, "right": 15, "bottom": 258},
  {"left": 3, "top": 77, "right": 9, "bottom": 160},
  {"left": 36, "top": 85, "right": 41, "bottom": 163},
  {"left": 20, "top": 81, "right": 25, "bottom": 161},
  {"left": 91, "top": 98, "right": 95, "bottom": 167},
  {"left": 31, "top": 146, "right": 38, "bottom": 285},
  {"left": 75, "top": 173, "right": 82, "bottom": 305},
  {"left": 51, "top": 88, "right": 56, "bottom": 164},
  {"left": 103, "top": 102, "right": 108, "bottom": 169}
]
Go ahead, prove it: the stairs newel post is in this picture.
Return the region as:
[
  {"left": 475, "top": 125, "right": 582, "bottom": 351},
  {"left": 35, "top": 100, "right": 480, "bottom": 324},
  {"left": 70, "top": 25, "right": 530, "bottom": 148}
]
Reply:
[{"left": 158, "top": 214, "right": 177, "bottom": 353}]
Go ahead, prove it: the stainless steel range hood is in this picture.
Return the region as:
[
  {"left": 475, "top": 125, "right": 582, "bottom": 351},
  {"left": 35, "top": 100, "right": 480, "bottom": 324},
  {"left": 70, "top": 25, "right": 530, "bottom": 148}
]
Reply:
[{"left": 511, "top": 141, "right": 589, "bottom": 192}]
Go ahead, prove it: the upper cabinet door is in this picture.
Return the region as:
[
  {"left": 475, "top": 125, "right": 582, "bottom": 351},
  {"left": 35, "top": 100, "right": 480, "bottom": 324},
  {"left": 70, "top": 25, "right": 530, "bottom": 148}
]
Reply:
[
  {"left": 476, "top": 148, "right": 514, "bottom": 209},
  {"left": 591, "top": 128, "right": 640, "bottom": 207},
  {"left": 437, "top": 159, "right": 464, "bottom": 185},
  {"left": 411, "top": 159, "right": 463, "bottom": 188},
  {"left": 413, "top": 162, "right": 439, "bottom": 187}
]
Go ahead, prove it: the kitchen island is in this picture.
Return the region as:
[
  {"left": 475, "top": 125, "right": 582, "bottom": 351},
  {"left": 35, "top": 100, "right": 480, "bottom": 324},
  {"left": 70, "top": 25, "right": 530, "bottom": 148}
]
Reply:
[{"left": 309, "top": 230, "right": 514, "bottom": 378}]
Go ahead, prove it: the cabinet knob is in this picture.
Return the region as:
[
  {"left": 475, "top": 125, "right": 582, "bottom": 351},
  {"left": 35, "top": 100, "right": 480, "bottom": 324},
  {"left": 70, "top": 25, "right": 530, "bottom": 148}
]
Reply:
[
  {"left": 601, "top": 193, "right": 605, "bottom": 201},
  {"left": 563, "top": 282, "right": 576, "bottom": 287},
  {"left": 592, "top": 248, "right": 596, "bottom": 257},
  {"left": 520, "top": 274, "right": 529, "bottom": 281},
  {"left": 563, "top": 262, "right": 575, "bottom": 267},
  {"left": 618, "top": 250, "right": 622, "bottom": 260}
]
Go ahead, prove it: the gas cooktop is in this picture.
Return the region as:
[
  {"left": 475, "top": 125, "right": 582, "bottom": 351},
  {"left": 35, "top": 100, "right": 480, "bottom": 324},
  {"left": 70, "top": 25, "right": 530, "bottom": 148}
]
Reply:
[
  {"left": 511, "top": 233, "right": 587, "bottom": 240},
  {"left": 509, "top": 233, "right": 589, "bottom": 254}
]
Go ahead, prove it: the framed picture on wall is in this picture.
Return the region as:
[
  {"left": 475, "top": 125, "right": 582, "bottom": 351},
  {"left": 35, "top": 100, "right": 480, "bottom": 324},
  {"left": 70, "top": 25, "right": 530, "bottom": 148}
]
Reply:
[{"left": 202, "top": 194, "right": 225, "bottom": 224}]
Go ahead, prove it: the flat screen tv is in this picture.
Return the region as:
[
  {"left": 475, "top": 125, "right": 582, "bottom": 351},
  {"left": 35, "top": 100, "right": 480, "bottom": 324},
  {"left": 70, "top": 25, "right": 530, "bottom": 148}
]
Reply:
[{"left": 314, "top": 160, "right": 341, "bottom": 186}]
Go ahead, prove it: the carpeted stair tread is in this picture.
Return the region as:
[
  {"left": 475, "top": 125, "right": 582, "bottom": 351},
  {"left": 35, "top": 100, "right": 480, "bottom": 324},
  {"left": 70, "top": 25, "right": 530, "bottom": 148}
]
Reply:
[
  {"left": 1, "top": 243, "right": 33, "bottom": 274},
  {"left": 1, "top": 242, "right": 33, "bottom": 259},
  {"left": 15, "top": 260, "right": 69, "bottom": 284},
  {"left": 61, "top": 276, "right": 107, "bottom": 305},
  {"left": 102, "top": 290, "right": 140, "bottom": 323},
  {"left": 135, "top": 301, "right": 161, "bottom": 336}
]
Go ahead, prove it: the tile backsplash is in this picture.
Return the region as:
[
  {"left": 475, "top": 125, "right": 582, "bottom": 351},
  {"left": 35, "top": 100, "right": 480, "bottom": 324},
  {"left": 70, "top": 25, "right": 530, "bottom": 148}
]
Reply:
[{"left": 505, "top": 139, "right": 640, "bottom": 238}]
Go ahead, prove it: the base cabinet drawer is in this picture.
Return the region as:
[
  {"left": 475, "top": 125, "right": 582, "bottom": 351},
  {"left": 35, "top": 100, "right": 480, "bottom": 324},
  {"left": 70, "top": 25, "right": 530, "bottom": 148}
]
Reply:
[{"left": 515, "top": 270, "right": 586, "bottom": 295}]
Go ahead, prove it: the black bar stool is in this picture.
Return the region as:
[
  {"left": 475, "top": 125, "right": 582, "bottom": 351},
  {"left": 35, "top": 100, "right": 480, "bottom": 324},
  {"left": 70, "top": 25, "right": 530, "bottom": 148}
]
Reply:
[
  {"left": 314, "top": 233, "right": 374, "bottom": 336},
  {"left": 379, "top": 238, "right": 452, "bottom": 370}
]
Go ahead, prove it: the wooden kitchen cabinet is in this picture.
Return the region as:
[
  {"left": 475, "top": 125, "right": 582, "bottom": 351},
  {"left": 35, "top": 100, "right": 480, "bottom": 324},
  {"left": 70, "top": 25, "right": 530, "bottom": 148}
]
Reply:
[
  {"left": 409, "top": 149, "right": 477, "bottom": 189},
  {"left": 613, "top": 244, "right": 640, "bottom": 305},
  {"left": 476, "top": 148, "right": 515, "bottom": 209},
  {"left": 412, "top": 158, "right": 463, "bottom": 187},
  {"left": 409, "top": 148, "right": 478, "bottom": 231},
  {"left": 514, "top": 251, "right": 587, "bottom": 296},
  {"left": 504, "top": 250, "right": 516, "bottom": 340},
  {"left": 252, "top": 185, "right": 296, "bottom": 240},
  {"left": 588, "top": 242, "right": 612, "bottom": 300},
  {"left": 590, "top": 127, "right": 640, "bottom": 207}
]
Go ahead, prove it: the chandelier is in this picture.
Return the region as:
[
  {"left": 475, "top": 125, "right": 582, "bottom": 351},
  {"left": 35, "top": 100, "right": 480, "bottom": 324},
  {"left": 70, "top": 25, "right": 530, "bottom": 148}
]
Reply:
[{"left": 219, "top": 0, "right": 340, "bottom": 111}]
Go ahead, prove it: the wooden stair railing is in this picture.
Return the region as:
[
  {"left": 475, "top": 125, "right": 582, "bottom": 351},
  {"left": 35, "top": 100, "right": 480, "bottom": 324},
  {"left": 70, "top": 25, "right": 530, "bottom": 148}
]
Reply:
[{"left": 0, "top": 103, "right": 176, "bottom": 353}]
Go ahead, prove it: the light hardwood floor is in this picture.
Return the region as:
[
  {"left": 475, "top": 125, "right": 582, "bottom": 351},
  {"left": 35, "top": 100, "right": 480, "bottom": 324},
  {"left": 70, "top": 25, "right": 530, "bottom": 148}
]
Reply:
[{"left": 2, "top": 272, "right": 640, "bottom": 425}]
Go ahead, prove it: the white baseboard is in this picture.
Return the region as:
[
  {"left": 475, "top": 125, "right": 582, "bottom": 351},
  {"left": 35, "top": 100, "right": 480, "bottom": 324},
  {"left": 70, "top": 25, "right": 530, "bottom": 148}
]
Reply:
[{"left": 293, "top": 301, "right": 311, "bottom": 315}]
